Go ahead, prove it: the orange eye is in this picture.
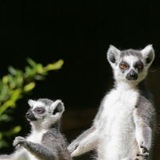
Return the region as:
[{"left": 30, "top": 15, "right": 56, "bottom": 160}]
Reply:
[
  {"left": 137, "top": 65, "right": 143, "bottom": 69},
  {"left": 120, "top": 63, "right": 128, "bottom": 69}
]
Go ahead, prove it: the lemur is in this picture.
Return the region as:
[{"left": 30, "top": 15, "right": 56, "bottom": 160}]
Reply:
[
  {"left": 0, "top": 98, "right": 72, "bottom": 160},
  {"left": 68, "top": 45, "right": 156, "bottom": 160}
]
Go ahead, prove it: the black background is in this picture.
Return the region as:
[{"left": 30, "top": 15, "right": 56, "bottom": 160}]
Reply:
[{"left": 0, "top": 1, "right": 160, "bottom": 159}]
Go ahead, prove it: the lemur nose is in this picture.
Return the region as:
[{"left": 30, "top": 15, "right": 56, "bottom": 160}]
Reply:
[
  {"left": 26, "top": 111, "right": 31, "bottom": 118},
  {"left": 126, "top": 69, "right": 138, "bottom": 80},
  {"left": 26, "top": 111, "right": 37, "bottom": 121}
]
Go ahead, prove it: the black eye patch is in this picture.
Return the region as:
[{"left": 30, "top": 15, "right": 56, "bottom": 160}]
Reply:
[{"left": 134, "top": 61, "right": 144, "bottom": 71}]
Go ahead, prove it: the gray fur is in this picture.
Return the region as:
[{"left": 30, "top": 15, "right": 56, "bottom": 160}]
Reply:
[
  {"left": 38, "top": 98, "right": 54, "bottom": 106},
  {"left": 134, "top": 87, "right": 156, "bottom": 160},
  {"left": 68, "top": 126, "right": 96, "bottom": 154},
  {"left": 120, "top": 50, "right": 143, "bottom": 59},
  {"left": 68, "top": 45, "right": 156, "bottom": 160},
  {"left": 17, "top": 128, "right": 70, "bottom": 160},
  {"left": 0, "top": 98, "right": 71, "bottom": 160}
]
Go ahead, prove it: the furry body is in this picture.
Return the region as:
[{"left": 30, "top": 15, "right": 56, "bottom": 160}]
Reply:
[
  {"left": 96, "top": 84, "right": 154, "bottom": 160},
  {"left": 68, "top": 45, "right": 156, "bottom": 160},
  {"left": 0, "top": 99, "right": 71, "bottom": 160}
]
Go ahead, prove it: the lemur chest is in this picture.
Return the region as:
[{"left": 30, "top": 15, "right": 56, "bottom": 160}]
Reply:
[
  {"left": 25, "top": 130, "right": 47, "bottom": 160},
  {"left": 27, "top": 130, "right": 47, "bottom": 143},
  {"left": 100, "top": 88, "right": 139, "bottom": 132}
]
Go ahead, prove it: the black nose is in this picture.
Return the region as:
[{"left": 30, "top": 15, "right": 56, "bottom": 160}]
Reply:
[
  {"left": 26, "top": 111, "right": 36, "bottom": 121},
  {"left": 126, "top": 69, "right": 138, "bottom": 80}
]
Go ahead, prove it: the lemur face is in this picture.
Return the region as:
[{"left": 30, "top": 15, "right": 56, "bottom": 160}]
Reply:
[
  {"left": 26, "top": 100, "right": 47, "bottom": 121},
  {"left": 26, "top": 99, "right": 65, "bottom": 128},
  {"left": 107, "top": 45, "right": 155, "bottom": 84},
  {"left": 118, "top": 53, "right": 145, "bottom": 81}
]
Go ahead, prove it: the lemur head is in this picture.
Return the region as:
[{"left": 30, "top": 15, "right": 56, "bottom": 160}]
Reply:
[
  {"left": 107, "top": 45, "right": 155, "bottom": 86},
  {"left": 26, "top": 98, "right": 65, "bottom": 130}
]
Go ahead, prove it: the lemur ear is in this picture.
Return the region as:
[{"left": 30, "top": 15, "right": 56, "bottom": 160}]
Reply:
[
  {"left": 107, "top": 45, "right": 121, "bottom": 64},
  {"left": 51, "top": 100, "right": 65, "bottom": 115},
  {"left": 141, "top": 45, "right": 155, "bottom": 64},
  {"left": 28, "top": 99, "right": 35, "bottom": 107}
]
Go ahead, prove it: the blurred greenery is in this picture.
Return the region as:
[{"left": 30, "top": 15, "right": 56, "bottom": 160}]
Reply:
[{"left": 0, "top": 58, "right": 64, "bottom": 148}]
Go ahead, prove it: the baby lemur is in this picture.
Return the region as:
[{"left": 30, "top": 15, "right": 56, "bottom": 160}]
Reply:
[
  {"left": 68, "top": 45, "right": 156, "bottom": 160},
  {"left": 0, "top": 98, "right": 72, "bottom": 160}
]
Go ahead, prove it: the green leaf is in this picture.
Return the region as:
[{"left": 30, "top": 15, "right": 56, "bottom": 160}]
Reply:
[
  {"left": 0, "top": 85, "right": 9, "bottom": 101},
  {"left": 0, "top": 58, "right": 64, "bottom": 149},
  {"left": 0, "top": 139, "right": 8, "bottom": 148},
  {"left": 8, "top": 66, "right": 17, "bottom": 76},
  {"left": 34, "top": 75, "right": 45, "bottom": 80},
  {"left": 9, "top": 89, "right": 22, "bottom": 103},
  {"left": 4, "top": 126, "right": 21, "bottom": 137},
  {"left": 15, "top": 76, "right": 23, "bottom": 86},
  {"left": 24, "top": 82, "right": 35, "bottom": 92},
  {"left": 27, "top": 58, "right": 37, "bottom": 67},
  {"left": 8, "top": 75, "right": 16, "bottom": 89},
  {"left": 12, "top": 126, "right": 21, "bottom": 134},
  {"left": 0, "top": 114, "right": 11, "bottom": 122},
  {"left": 2, "top": 76, "right": 9, "bottom": 84},
  {"left": 36, "top": 64, "right": 44, "bottom": 74},
  {"left": 44, "top": 59, "right": 64, "bottom": 71}
]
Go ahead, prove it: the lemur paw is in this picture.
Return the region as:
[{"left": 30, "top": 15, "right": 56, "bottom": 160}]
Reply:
[
  {"left": 71, "top": 144, "right": 86, "bottom": 157},
  {"left": 136, "top": 144, "right": 149, "bottom": 160},
  {"left": 140, "top": 144, "right": 149, "bottom": 154},
  {"left": 70, "top": 146, "right": 80, "bottom": 157},
  {"left": 68, "top": 144, "right": 77, "bottom": 154},
  {"left": 13, "top": 136, "right": 26, "bottom": 147}
]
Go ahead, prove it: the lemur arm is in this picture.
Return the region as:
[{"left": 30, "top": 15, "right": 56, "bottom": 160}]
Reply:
[
  {"left": 68, "top": 103, "right": 104, "bottom": 157},
  {"left": 0, "top": 148, "right": 28, "bottom": 160},
  {"left": 133, "top": 96, "right": 155, "bottom": 157},
  {"left": 68, "top": 126, "right": 98, "bottom": 157},
  {"left": 0, "top": 155, "right": 12, "bottom": 160},
  {"left": 13, "top": 136, "right": 58, "bottom": 160}
]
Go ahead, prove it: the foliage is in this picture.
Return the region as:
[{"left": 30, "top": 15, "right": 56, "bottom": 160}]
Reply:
[{"left": 0, "top": 58, "right": 64, "bottom": 148}]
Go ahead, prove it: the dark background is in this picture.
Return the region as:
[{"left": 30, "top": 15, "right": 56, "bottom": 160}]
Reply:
[{"left": 0, "top": 1, "right": 160, "bottom": 159}]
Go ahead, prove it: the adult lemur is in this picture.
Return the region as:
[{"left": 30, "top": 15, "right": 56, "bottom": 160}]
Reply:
[
  {"left": 68, "top": 45, "right": 156, "bottom": 160},
  {"left": 0, "top": 98, "right": 72, "bottom": 160}
]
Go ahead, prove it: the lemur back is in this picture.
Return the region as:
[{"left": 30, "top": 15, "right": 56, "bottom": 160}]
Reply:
[
  {"left": 0, "top": 98, "right": 72, "bottom": 160},
  {"left": 68, "top": 45, "right": 156, "bottom": 160}
]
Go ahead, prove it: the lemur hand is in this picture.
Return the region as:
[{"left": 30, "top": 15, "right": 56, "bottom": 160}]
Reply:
[
  {"left": 135, "top": 143, "right": 149, "bottom": 160},
  {"left": 13, "top": 136, "right": 27, "bottom": 149}
]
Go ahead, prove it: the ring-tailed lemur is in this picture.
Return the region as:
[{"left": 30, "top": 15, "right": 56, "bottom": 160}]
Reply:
[
  {"left": 68, "top": 45, "right": 156, "bottom": 160},
  {"left": 0, "top": 98, "right": 72, "bottom": 160}
]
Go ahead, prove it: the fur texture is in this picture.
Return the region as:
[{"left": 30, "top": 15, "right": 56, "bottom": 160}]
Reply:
[
  {"left": 0, "top": 98, "right": 72, "bottom": 160},
  {"left": 68, "top": 45, "right": 156, "bottom": 160}
]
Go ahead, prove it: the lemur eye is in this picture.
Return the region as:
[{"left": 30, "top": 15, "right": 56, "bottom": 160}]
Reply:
[
  {"left": 135, "top": 61, "right": 143, "bottom": 70},
  {"left": 137, "top": 65, "right": 143, "bottom": 69},
  {"left": 120, "top": 63, "right": 128, "bottom": 70},
  {"left": 34, "top": 108, "right": 45, "bottom": 114}
]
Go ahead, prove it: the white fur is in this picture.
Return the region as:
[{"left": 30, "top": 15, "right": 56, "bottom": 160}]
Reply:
[
  {"left": 141, "top": 44, "right": 155, "bottom": 64},
  {"left": 70, "top": 83, "right": 140, "bottom": 160},
  {"left": 28, "top": 100, "right": 44, "bottom": 108},
  {"left": 71, "top": 129, "right": 98, "bottom": 157},
  {"left": 107, "top": 45, "right": 121, "bottom": 68},
  {"left": 26, "top": 129, "right": 47, "bottom": 160},
  {"left": 28, "top": 99, "right": 64, "bottom": 130},
  {"left": 12, "top": 129, "right": 47, "bottom": 160},
  {"left": 8, "top": 99, "right": 63, "bottom": 160},
  {"left": 96, "top": 84, "right": 139, "bottom": 160},
  {"left": 69, "top": 45, "right": 155, "bottom": 160}
]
